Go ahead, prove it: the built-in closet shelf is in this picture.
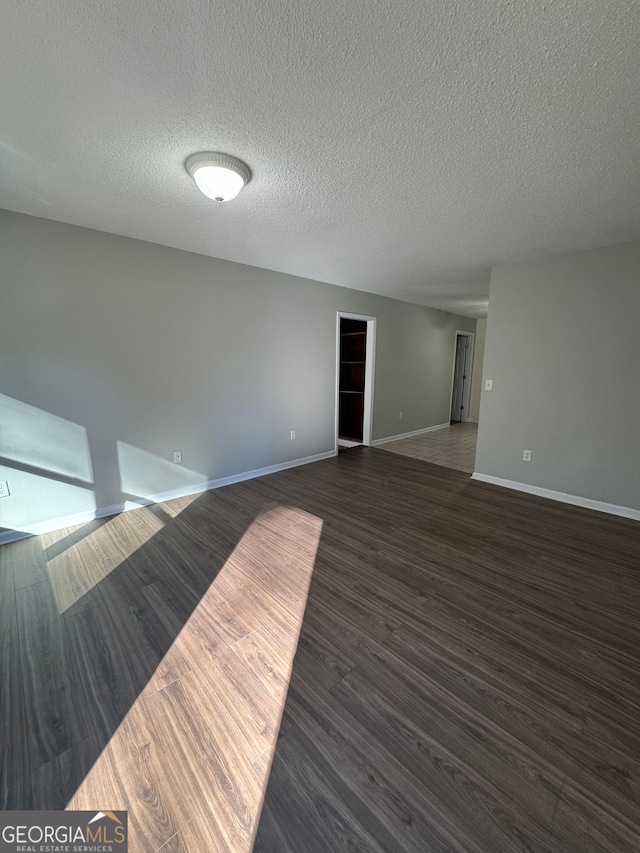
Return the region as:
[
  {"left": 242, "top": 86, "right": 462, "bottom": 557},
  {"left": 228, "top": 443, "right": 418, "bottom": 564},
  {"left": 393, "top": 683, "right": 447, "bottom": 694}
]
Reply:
[{"left": 339, "top": 318, "right": 367, "bottom": 442}]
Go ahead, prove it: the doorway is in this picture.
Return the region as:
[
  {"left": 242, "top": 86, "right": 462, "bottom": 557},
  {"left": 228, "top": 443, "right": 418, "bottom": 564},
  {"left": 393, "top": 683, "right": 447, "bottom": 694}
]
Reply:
[
  {"left": 450, "top": 331, "right": 475, "bottom": 423},
  {"left": 336, "top": 313, "right": 376, "bottom": 450}
]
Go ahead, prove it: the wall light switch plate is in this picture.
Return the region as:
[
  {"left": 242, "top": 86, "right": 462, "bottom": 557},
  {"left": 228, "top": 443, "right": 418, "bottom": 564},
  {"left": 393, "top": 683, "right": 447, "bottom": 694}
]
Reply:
[
  {"left": 484, "top": 379, "right": 493, "bottom": 391},
  {"left": 290, "top": 430, "right": 296, "bottom": 440},
  {"left": 0, "top": 480, "right": 10, "bottom": 498},
  {"left": 173, "top": 451, "right": 182, "bottom": 464}
]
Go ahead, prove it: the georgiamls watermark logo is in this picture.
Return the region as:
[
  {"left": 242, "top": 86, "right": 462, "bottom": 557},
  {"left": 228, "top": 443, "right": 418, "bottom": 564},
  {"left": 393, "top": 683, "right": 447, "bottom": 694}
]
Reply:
[{"left": 0, "top": 810, "right": 127, "bottom": 852}]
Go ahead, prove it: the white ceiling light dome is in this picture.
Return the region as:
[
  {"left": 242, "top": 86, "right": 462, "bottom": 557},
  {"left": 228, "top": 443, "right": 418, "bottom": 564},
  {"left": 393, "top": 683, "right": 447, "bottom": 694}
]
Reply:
[{"left": 185, "top": 152, "right": 251, "bottom": 202}]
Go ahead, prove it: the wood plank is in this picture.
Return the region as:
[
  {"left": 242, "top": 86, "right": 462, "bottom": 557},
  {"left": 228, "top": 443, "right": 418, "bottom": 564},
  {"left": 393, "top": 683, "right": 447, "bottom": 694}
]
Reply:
[
  {"left": 228, "top": 629, "right": 291, "bottom": 706},
  {"left": 10, "top": 533, "right": 48, "bottom": 589},
  {"left": 0, "top": 640, "right": 32, "bottom": 809},
  {"left": 0, "top": 541, "right": 17, "bottom": 645},
  {"left": 256, "top": 723, "right": 392, "bottom": 853},
  {"left": 147, "top": 676, "right": 262, "bottom": 850},
  {"left": 281, "top": 688, "right": 470, "bottom": 853},
  {"left": 99, "top": 571, "right": 191, "bottom": 687},
  {"left": 157, "top": 812, "right": 234, "bottom": 853},
  {"left": 64, "top": 602, "right": 149, "bottom": 745},
  {"left": 15, "top": 580, "right": 92, "bottom": 770},
  {"left": 40, "top": 523, "right": 104, "bottom": 617},
  {"left": 31, "top": 734, "right": 100, "bottom": 810},
  {"left": 68, "top": 693, "right": 186, "bottom": 853},
  {"left": 137, "top": 580, "right": 192, "bottom": 692},
  {"left": 551, "top": 779, "right": 640, "bottom": 853},
  {"left": 328, "top": 668, "right": 564, "bottom": 848}
]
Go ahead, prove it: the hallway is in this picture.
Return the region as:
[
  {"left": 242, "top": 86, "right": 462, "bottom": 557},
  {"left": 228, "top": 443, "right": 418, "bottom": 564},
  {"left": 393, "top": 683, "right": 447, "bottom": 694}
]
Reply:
[{"left": 380, "top": 422, "right": 478, "bottom": 474}]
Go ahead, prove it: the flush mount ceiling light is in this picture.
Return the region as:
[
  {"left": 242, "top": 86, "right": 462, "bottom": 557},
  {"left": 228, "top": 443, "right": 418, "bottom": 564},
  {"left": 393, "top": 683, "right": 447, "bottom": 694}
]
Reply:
[{"left": 185, "top": 152, "right": 251, "bottom": 203}]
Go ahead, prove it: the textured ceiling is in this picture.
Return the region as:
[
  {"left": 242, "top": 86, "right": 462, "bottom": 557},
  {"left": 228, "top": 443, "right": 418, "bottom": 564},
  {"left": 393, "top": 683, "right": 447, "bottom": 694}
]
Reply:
[{"left": 1, "top": 0, "right": 639, "bottom": 317}]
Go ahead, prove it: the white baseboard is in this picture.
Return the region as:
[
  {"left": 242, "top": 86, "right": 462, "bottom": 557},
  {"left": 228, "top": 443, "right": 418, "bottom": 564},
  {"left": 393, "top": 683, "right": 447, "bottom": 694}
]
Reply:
[
  {"left": 373, "top": 422, "right": 450, "bottom": 446},
  {"left": 471, "top": 473, "right": 640, "bottom": 521},
  {"left": 204, "top": 450, "right": 336, "bottom": 491},
  {"left": 0, "top": 509, "right": 99, "bottom": 545},
  {"left": 0, "top": 449, "right": 336, "bottom": 545}
]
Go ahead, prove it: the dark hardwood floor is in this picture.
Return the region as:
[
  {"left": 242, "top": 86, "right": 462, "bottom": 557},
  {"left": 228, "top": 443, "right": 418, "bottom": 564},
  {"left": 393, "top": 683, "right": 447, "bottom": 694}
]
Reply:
[{"left": 1, "top": 448, "right": 639, "bottom": 852}]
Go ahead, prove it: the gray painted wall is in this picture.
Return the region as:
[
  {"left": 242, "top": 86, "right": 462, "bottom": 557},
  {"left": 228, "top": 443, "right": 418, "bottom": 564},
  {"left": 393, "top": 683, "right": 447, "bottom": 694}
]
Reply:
[
  {"left": 475, "top": 240, "right": 640, "bottom": 510},
  {"left": 468, "top": 317, "right": 486, "bottom": 422},
  {"left": 0, "top": 210, "right": 474, "bottom": 534}
]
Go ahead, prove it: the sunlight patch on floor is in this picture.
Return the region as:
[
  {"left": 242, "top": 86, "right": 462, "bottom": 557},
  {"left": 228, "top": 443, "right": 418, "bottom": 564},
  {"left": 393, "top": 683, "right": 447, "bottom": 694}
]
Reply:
[
  {"left": 124, "top": 490, "right": 204, "bottom": 519},
  {"left": 45, "top": 506, "right": 165, "bottom": 615},
  {"left": 67, "top": 505, "right": 323, "bottom": 853}
]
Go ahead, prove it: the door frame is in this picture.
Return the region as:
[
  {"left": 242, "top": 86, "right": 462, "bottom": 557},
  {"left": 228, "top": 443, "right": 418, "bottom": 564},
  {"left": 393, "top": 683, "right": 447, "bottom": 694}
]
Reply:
[
  {"left": 335, "top": 312, "right": 377, "bottom": 453},
  {"left": 449, "top": 330, "right": 475, "bottom": 423}
]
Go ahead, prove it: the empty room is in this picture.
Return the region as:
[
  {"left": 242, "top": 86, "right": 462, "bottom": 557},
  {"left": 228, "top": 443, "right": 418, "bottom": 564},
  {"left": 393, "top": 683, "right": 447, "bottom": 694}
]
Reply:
[{"left": 1, "top": 1, "right": 639, "bottom": 851}]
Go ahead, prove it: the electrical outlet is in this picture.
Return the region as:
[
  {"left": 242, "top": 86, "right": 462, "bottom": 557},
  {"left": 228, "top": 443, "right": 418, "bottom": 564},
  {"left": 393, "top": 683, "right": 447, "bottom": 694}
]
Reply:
[
  {"left": 484, "top": 379, "right": 493, "bottom": 391},
  {"left": 399, "top": 412, "right": 403, "bottom": 420},
  {"left": 0, "top": 480, "right": 10, "bottom": 498},
  {"left": 290, "top": 430, "right": 296, "bottom": 440},
  {"left": 523, "top": 450, "right": 532, "bottom": 462},
  {"left": 173, "top": 451, "right": 182, "bottom": 464}
]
